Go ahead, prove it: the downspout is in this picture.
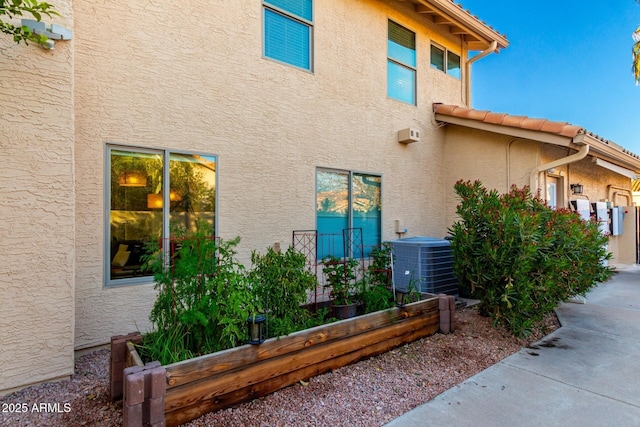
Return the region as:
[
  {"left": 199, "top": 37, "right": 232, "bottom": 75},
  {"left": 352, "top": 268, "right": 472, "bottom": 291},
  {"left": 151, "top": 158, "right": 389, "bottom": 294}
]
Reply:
[
  {"left": 465, "top": 40, "right": 497, "bottom": 106},
  {"left": 529, "top": 144, "right": 590, "bottom": 193}
]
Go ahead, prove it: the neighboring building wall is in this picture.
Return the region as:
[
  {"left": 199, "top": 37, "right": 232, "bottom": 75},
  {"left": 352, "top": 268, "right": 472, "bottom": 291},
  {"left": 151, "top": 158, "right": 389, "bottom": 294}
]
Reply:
[
  {"left": 73, "top": 0, "right": 467, "bottom": 349},
  {"left": 567, "top": 155, "right": 635, "bottom": 265},
  {"left": 443, "top": 126, "right": 635, "bottom": 265},
  {"left": 443, "top": 126, "right": 539, "bottom": 225},
  {"left": 0, "top": 1, "right": 75, "bottom": 395}
]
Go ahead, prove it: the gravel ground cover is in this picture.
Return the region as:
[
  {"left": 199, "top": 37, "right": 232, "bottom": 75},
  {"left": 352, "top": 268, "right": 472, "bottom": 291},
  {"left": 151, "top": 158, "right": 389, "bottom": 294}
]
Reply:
[{"left": 0, "top": 306, "right": 558, "bottom": 427}]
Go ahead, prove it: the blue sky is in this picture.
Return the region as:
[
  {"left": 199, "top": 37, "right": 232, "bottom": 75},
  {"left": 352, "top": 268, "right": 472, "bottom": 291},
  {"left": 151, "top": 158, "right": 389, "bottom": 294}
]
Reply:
[{"left": 459, "top": 1, "right": 640, "bottom": 154}]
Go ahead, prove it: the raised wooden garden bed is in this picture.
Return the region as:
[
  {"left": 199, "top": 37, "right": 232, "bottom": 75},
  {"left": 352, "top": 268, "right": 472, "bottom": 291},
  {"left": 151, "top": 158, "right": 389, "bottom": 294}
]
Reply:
[{"left": 112, "top": 295, "right": 451, "bottom": 427}]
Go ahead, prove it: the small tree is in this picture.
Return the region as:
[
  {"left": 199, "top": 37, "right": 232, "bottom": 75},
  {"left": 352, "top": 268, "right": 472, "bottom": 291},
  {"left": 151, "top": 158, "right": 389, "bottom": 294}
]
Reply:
[
  {"left": 449, "top": 180, "right": 612, "bottom": 337},
  {"left": 1, "top": 0, "right": 59, "bottom": 46}
]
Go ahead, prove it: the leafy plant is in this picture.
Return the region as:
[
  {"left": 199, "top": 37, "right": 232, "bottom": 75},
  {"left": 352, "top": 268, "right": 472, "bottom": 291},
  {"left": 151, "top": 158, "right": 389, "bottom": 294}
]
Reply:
[
  {"left": 249, "top": 246, "right": 318, "bottom": 337},
  {"left": 369, "top": 242, "right": 393, "bottom": 287},
  {"left": 395, "top": 276, "right": 422, "bottom": 306},
  {"left": 322, "top": 256, "right": 360, "bottom": 305},
  {"left": 0, "top": 0, "right": 59, "bottom": 47},
  {"left": 359, "top": 273, "right": 394, "bottom": 313},
  {"left": 449, "top": 180, "right": 612, "bottom": 337},
  {"left": 140, "top": 220, "right": 258, "bottom": 365}
]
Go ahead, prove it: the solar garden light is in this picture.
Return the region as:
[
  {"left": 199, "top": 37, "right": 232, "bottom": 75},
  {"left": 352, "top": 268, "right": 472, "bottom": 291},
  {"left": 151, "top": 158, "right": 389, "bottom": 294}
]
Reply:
[{"left": 247, "top": 314, "right": 267, "bottom": 345}]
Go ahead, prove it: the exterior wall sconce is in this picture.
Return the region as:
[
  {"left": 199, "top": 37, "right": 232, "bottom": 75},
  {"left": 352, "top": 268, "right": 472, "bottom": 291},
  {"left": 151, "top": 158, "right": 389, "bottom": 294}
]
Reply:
[
  {"left": 21, "top": 19, "right": 73, "bottom": 50},
  {"left": 247, "top": 314, "right": 266, "bottom": 345},
  {"left": 570, "top": 184, "right": 584, "bottom": 195}
]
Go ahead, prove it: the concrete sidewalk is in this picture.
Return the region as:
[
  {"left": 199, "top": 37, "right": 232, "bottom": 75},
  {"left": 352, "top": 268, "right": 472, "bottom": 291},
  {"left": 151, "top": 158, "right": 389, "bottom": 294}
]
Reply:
[{"left": 386, "top": 266, "right": 640, "bottom": 427}]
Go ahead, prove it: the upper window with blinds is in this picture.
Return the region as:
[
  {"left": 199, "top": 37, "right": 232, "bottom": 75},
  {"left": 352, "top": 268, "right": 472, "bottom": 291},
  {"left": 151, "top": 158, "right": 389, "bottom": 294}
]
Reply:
[
  {"left": 263, "top": 0, "right": 313, "bottom": 71},
  {"left": 387, "top": 20, "right": 416, "bottom": 105}
]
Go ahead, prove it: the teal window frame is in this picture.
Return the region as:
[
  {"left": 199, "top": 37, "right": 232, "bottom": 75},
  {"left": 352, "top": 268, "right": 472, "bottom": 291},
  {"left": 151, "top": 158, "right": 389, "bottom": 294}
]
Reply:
[
  {"left": 316, "top": 168, "right": 382, "bottom": 259},
  {"left": 387, "top": 20, "right": 416, "bottom": 105},
  {"left": 263, "top": 0, "right": 313, "bottom": 71},
  {"left": 104, "top": 145, "right": 218, "bottom": 288},
  {"left": 430, "top": 43, "right": 461, "bottom": 79}
]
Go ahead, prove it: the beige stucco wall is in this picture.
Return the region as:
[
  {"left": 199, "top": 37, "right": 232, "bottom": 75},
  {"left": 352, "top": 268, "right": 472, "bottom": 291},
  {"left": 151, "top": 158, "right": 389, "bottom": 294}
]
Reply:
[
  {"left": 443, "top": 125, "right": 636, "bottom": 265},
  {"left": 72, "top": 0, "right": 469, "bottom": 349},
  {"left": 566, "top": 154, "right": 635, "bottom": 265},
  {"left": 0, "top": 1, "right": 75, "bottom": 395}
]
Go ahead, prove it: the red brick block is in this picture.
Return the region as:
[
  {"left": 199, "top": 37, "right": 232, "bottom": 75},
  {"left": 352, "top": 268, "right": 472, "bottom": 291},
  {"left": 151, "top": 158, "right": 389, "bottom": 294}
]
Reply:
[
  {"left": 146, "top": 396, "right": 165, "bottom": 424},
  {"left": 124, "top": 365, "right": 145, "bottom": 378},
  {"left": 439, "top": 295, "right": 449, "bottom": 311},
  {"left": 439, "top": 309, "right": 450, "bottom": 325},
  {"left": 448, "top": 295, "right": 455, "bottom": 310},
  {"left": 146, "top": 367, "right": 167, "bottom": 398},
  {"left": 440, "top": 322, "right": 451, "bottom": 334},
  {"left": 450, "top": 308, "right": 456, "bottom": 331},
  {"left": 125, "top": 371, "right": 146, "bottom": 406},
  {"left": 123, "top": 402, "right": 143, "bottom": 427}
]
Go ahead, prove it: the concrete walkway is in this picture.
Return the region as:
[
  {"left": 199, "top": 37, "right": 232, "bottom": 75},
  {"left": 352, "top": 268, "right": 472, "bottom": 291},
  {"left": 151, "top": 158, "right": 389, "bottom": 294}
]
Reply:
[{"left": 386, "top": 266, "right": 640, "bottom": 427}]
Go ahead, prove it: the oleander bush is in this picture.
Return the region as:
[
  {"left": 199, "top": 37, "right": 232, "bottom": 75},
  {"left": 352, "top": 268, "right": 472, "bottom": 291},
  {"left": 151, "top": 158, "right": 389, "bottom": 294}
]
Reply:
[{"left": 449, "top": 180, "right": 613, "bottom": 337}]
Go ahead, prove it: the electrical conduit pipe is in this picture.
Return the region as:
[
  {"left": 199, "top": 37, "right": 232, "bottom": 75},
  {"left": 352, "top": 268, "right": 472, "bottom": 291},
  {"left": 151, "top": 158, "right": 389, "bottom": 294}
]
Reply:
[{"left": 529, "top": 143, "right": 590, "bottom": 191}]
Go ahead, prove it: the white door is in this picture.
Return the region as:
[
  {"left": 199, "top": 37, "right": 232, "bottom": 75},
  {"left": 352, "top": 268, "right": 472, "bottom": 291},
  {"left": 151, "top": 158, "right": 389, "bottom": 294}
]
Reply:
[{"left": 546, "top": 176, "right": 558, "bottom": 209}]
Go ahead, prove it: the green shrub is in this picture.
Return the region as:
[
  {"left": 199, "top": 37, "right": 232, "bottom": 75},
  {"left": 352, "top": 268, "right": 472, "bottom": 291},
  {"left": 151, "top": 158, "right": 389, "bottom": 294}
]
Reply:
[
  {"left": 249, "top": 246, "right": 319, "bottom": 337},
  {"left": 322, "top": 256, "right": 360, "bottom": 305},
  {"left": 368, "top": 242, "right": 393, "bottom": 287},
  {"left": 449, "top": 180, "right": 612, "bottom": 337},
  {"left": 140, "top": 221, "right": 258, "bottom": 365},
  {"left": 360, "top": 280, "right": 394, "bottom": 313}
]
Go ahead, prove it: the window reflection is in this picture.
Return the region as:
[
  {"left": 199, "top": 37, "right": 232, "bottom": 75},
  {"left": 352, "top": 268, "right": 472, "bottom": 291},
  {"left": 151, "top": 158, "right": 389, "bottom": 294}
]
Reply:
[{"left": 108, "top": 149, "right": 216, "bottom": 284}]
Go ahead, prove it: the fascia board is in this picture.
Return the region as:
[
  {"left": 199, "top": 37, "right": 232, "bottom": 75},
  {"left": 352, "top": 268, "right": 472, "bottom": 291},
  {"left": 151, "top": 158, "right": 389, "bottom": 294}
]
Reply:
[
  {"left": 435, "top": 113, "right": 576, "bottom": 148},
  {"left": 582, "top": 134, "right": 640, "bottom": 173},
  {"left": 415, "top": 0, "right": 509, "bottom": 50}
]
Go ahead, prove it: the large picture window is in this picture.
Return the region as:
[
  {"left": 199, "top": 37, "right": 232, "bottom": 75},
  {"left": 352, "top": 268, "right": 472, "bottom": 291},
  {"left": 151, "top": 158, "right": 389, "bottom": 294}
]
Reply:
[
  {"left": 388, "top": 20, "right": 416, "bottom": 105},
  {"left": 106, "top": 146, "right": 217, "bottom": 286},
  {"left": 316, "top": 169, "right": 382, "bottom": 259},
  {"left": 263, "top": 0, "right": 313, "bottom": 70}
]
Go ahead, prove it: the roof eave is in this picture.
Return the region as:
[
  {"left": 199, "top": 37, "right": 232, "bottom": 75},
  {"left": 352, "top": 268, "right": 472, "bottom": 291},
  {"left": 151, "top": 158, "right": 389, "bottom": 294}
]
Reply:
[
  {"left": 435, "top": 113, "right": 640, "bottom": 174},
  {"left": 580, "top": 134, "right": 640, "bottom": 174},
  {"left": 434, "top": 113, "right": 579, "bottom": 148},
  {"left": 406, "top": 0, "right": 509, "bottom": 50}
]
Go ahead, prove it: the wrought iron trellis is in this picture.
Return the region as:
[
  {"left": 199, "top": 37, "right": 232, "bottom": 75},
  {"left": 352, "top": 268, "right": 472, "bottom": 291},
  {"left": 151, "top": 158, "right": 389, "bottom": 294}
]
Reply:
[{"left": 292, "top": 228, "right": 366, "bottom": 309}]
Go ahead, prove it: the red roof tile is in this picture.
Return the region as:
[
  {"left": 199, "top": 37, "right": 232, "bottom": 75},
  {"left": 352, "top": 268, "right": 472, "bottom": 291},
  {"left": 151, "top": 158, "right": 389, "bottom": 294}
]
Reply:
[{"left": 433, "top": 104, "right": 583, "bottom": 138}]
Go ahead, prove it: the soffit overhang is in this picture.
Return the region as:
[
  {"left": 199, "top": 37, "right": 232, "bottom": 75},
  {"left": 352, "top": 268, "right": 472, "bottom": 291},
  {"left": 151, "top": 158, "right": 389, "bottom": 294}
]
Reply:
[
  {"left": 397, "top": 0, "right": 509, "bottom": 51},
  {"left": 434, "top": 104, "right": 640, "bottom": 175}
]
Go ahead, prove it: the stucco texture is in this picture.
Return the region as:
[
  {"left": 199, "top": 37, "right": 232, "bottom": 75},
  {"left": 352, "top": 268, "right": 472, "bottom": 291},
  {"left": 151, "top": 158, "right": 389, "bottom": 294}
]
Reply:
[
  {"left": 0, "top": 0, "right": 75, "bottom": 394},
  {"left": 72, "top": 0, "right": 470, "bottom": 350},
  {"left": 443, "top": 125, "right": 635, "bottom": 265}
]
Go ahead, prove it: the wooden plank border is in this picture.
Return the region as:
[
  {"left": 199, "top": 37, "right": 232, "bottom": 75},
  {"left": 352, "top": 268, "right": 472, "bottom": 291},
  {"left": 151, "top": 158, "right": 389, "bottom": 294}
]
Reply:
[
  {"left": 117, "top": 296, "right": 445, "bottom": 427},
  {"left": 163, "top": 297, "right": 439, "bottom": 426}
]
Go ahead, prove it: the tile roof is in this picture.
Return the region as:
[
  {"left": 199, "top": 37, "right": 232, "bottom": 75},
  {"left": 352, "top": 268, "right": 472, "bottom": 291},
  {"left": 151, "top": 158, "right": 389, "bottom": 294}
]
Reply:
[
  {"left": 433, "top": 103, "right": 640, "bottom": 164},
  {"left": 433, "top": 104, "right": 583, "bottom": 138},
  {"left": 451, "top": 1, "right": 507, "bottom": 40}
]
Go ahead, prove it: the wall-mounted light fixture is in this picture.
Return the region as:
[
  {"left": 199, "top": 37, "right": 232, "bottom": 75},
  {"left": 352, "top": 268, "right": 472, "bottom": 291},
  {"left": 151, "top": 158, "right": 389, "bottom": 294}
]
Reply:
[
  {"left": 21, "top": 19, "right": 73, "bottom": 50},
  {"left": 570, "top": 183, "right": 584, "bottom": 195}
]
